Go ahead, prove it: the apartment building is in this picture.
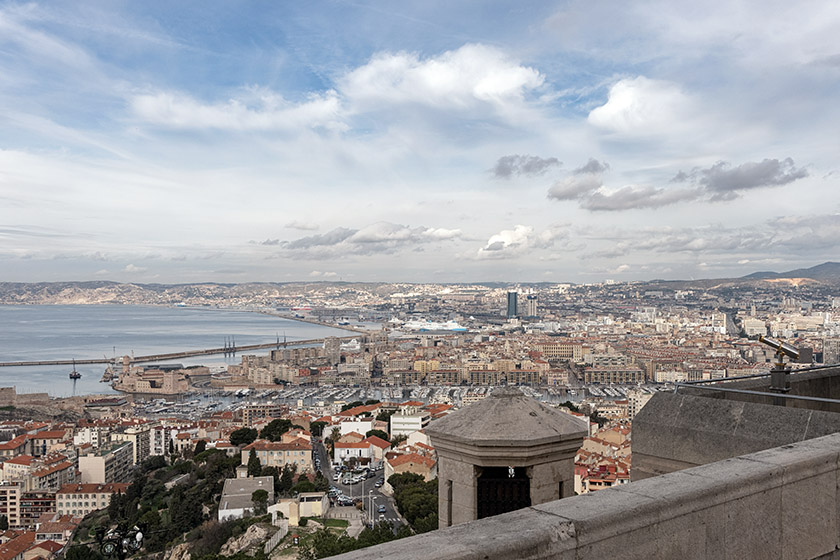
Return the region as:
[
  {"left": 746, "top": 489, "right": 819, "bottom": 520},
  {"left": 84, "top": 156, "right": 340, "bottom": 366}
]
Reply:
[
  {"left": 78, "top": 442, "right": 133, "bottom": 484},
  {"left": 240, "top": 438, "right": 312, "bottom": 472},
  {"left": 0, "top": 481, "right": 22, "bottom": 528},
  {"left": 111, "top": 425, "right": 151, "bottom": 465},
  {"left": 56, "top": 483, "right": 129, "bottom": 517}
]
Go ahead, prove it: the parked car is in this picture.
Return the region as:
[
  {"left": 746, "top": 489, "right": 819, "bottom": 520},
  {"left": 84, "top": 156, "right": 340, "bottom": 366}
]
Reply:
[{"left": 377, "top": 504, "right": 387, "bottom": 513}]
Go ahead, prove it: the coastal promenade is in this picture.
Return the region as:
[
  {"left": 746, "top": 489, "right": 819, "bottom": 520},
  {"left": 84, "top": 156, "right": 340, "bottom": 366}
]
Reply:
[{"left": 0, "top": 335, "right": 359, "bottom": 367}]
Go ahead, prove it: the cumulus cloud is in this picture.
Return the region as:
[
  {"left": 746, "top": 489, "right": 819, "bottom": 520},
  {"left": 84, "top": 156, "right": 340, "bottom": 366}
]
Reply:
[
  {"left": 281, "top": 222, "right": 462, "bottom": 257},
  {"left": 477, "top": 224, "right": 569, "bottom": 258},
  {"left": 493, "top": 154, "right": 560, "bottom": 178},
  {"left": 549, "top": 157, "right": 808, "bottom": 211},
  {"left": 309, "top": 270, "right": 337, "bottom": 278},
  {"left": 285, "top": 227, "right": 357, "bottom": 250},
  {"left": 581, "top": 185, "right": 697, "bottom": 211},
  {"left": 547, "top": 158, "right": 608, "bottom": 201},
  {"left": 123, "top": 264, "right": 146, "bottom": 273},
  {"left": 421, "top": 227, "right": 462, "bottom": 240},
  {"left": 548, "top": 173, "right": 603, "bottom": 200},
  {"left": 574, "top": 158, "right": 610, "bottom": 175},
  {"left": 340, "top": 43, "right": 544, "bottom": 112},
  {"left": 672, "top": 158, "right": 808, "bottom": 200},
  {"left": 130, "top": 43, "right": 546, "bottom": 136},
  {"left": 588, "top": 76, "right": 694, "bottom": 135}
]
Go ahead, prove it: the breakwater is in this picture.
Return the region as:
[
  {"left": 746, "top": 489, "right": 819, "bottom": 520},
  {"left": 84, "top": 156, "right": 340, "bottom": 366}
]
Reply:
[{"left": 0, "top": 335, "right": 358, "bottom": 367}]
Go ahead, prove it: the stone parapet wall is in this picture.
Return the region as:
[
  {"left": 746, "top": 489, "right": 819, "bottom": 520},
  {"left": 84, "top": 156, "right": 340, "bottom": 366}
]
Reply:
[
  {"left": 330, "top": 432, "right": 840, "bottom": 560},
  {"left": 632, "top": 391, "right": 840, "bottom": 480}
]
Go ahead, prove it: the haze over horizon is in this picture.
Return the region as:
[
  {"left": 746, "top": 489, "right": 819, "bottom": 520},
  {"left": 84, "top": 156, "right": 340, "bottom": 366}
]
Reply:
[{"left": 1, "top": 1, "right": 839, "bottom": 284}]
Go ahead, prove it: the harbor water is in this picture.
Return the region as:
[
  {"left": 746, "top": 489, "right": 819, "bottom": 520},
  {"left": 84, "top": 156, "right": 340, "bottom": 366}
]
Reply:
[{"left": 0, "top": 305, "right": 351, "bottom": 397}]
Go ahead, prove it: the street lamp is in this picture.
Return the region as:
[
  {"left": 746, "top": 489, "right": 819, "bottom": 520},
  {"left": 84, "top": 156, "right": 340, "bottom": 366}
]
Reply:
[{"left": 368, "top": 490, "right": 373, "bottom": 528}]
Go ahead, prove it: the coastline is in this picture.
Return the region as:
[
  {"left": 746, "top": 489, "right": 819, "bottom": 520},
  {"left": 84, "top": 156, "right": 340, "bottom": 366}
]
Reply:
[{"left": 0, "top": 304, "right": 355, "bottom": 397}]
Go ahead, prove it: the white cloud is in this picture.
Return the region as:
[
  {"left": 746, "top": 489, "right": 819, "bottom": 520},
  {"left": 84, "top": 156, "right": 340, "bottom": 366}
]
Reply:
[
  {"left": 588, "top": 76, "right": 695, "bottom": 135},
  {"left": 309, "top": 270, "right": 337, "bottom": 278},
  {"left": 281, "top": 222, "right": 463, "bottom": 258},
  {"left": 420, "top": 227, "right": 462, "bottom": 240},
  {"left": 477, "top": 224, "right": 569, "bottom": 258},
  {"left": 130, "top": 88, "right": 344, "bottom": 132},
  {"left": 340, "top": 44, "right": 544, "bottom": 114},
  {"left": 123, "top": 264, "right": 146, "bottom": 273},
  {"left": 285, "top": 221, "right": 320, "bottom": 231}
]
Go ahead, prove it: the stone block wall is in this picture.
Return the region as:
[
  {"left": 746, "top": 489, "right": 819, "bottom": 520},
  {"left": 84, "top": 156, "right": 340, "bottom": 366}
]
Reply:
[
  {"left": 632, "top": 391, "right": 840, "bottom": 480},
  {"left": 329, "top": 432, "right": 840, "bottom": 560}
]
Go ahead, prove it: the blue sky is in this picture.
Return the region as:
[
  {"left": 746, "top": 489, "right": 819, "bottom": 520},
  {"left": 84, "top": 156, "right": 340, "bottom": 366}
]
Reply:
[{"left": 1, "top": 1, "right": 839, "bottom": 283}]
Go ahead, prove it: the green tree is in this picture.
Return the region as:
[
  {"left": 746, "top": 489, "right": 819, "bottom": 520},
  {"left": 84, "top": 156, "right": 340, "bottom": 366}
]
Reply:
[
  {"left": 247, "top": 449, "right": 262, "bottom": 477},
  {"left": 168, "top": 438, "right": 175, "bottom": 455},
  {"left": 312, "top": 471, "right": 329, "bottom": 492},
  {"left": 194, "top": 440, "right": 207, "bottom": 455},
  {"left": 297, "top": 527, "right": 357, "bottom": 560},
  {"left": 375, "top": 409, "right": 395, "bottom": 423},
  {"left": 390, "top": 433, "right": 408, "bottom": 446},
  {"left": 413, "top": 512, "right": 438, "bottom": 533},
  {"left": 251, "top": 489, "right": 268, "bottom": 515},
  {"left": 309, "top": 421, "right": 327, "bottom": 437},
  {"left": 560, "top": 400, "right": 579, "bottom": 413},
  {"left": 190, "top": 519, "right": 235, "bottom": 558},
  {"left": 64, "top": 545, "right": 103, "bottom": 560},
  {"left": 356, "top": 521, "right": 397, "bottom": 548},
  {"left": 341, "top": 401, "right": 364, "bottom": 412},
  {"left": 259, "top": 419, "right": 292, "bottom": 442},
  {"left": 230, "top": 428, "right": 258, "bottom": 446},
  {"left": 0, "top": 514, "right": 7, "bottom": 530},
  {"left": 261, "top": 465, "right": 280, "bottom": 491},
  {"left": 138, "top": 509, "right": 166, "bottom": 552},
  {"left": 169, "top": 486, "right": 203, "bottom": 533},
  {"left": 108, "top": 490, "right": 125, "bottom": 519},
  {"left": 278, "top": 464, "right": 297, "bottom": 496},
  {"left": 364, "top": 399, "right": 381, "bottom": 406},
  {"left": 291, "top": 479, "right": 316, "bottom": 494},
  {"left": 365, "top": 429, "right": 389, "bottom": 441},
  {"left": 388, "top": 474, "right": 438, "bottom": 529}
]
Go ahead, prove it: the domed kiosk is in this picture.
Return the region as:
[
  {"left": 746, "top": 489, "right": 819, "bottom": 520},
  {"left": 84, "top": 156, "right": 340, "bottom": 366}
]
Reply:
[{"left": 427, "top": 386, "right": 587, "bottom": 528}]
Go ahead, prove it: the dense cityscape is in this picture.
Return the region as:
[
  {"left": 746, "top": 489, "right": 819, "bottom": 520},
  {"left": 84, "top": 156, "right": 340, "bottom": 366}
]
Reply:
[
  {"left": 2, "top": 0, "right": 839, "bottom": 557},
  {"left": 0, "top": 263, "right": 838, "bottom": 559}
]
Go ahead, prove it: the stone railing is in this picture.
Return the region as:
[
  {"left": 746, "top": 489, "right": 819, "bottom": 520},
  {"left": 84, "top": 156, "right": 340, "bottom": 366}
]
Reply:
[{"left": 330, "top": 432, "right": 840, "bottom": 559}]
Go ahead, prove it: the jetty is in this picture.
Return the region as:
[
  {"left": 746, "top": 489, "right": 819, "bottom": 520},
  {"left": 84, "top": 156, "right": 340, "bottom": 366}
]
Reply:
[{"left": 0, "top": 335, "right": 359, "bottom": 367}]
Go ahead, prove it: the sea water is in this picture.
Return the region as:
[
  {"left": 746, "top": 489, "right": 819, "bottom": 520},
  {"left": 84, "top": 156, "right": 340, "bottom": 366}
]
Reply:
[{"left": 0, "top": 305, "right": 351, "bottom": 397}]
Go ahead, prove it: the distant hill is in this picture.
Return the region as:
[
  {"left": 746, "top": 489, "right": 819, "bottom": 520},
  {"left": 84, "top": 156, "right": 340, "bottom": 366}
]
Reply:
[{"left": 741, "top": 262, "right": 840, "bottom": 281}]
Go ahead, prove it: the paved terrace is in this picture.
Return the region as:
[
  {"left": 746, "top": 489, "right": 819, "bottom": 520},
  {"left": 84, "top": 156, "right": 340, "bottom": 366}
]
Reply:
[{"left": 332, "top": 431, "right": 840, "bottom": 559}]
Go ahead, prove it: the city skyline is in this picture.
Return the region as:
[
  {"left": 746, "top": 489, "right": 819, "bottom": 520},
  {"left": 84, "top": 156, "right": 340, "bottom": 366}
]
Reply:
[{"left": 1, "top": 1, "right": 839, "bottom": 284}]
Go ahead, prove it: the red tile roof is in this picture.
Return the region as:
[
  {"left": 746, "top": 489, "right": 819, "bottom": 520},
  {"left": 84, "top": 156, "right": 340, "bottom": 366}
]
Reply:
[
  {"left": 4, "top": 455, "right": 36, "bottom": 466},
  {"left": 363, "top": 436, "right": 391, "bottom": 449},
  {"left": 243, "top": 438, "right": 311, "bottom": 451},
  {"left": 0, "top": 531, "right": 35, "bottom": 560},
  {"left": 33, "top": 461, "right": 74, "bottom": 478},
  {"left": 388, "top": 452, "right": 435, "bottom": 470},
  {"left": 56, "top": 483, "right": 128, "bottom": 495}
]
